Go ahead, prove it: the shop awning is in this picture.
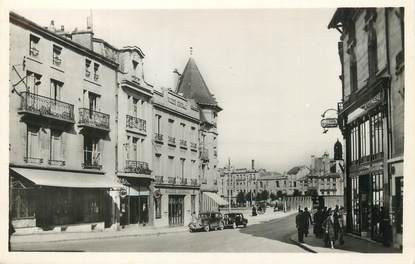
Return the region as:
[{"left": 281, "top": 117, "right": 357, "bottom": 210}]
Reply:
[
  {"left": 11, "top": 168, "right": 123, "bottom": 189},
  {"left": 203, "top": 192, "right": 229, "bottom": 206}
]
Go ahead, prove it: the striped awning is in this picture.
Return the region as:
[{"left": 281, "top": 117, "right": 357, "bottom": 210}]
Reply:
[{"left": 203, "top": 192, "right": 229, "bottom": 206}]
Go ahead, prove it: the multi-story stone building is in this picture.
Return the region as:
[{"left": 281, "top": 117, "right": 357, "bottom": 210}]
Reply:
[
  {"left": 328, "top": 8, "right": 404, "bottom": 248},
  {"left": 176, "top": 57, "right": 226, "bottom": 212},
  {"left": 151, "top": 87, "right": 201, "bottom": 227},
  {"left": 9, "top": 12, "right": 122, "bottom": 233}
]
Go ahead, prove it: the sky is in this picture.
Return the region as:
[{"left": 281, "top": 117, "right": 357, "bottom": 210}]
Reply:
[{"left": 14, "top": 9, "right": 343, "bottom": 172}]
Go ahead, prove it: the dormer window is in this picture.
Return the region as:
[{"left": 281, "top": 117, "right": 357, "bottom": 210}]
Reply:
[
  {"left": 85, "top": 59, "right": 91, "bottom": 78},
  {"left": 132, "top": 60, "right": 140, "bottom": 83},
  {"left": 93, "top": 63, "right": 100, "bottom": 81},
  {"left": 52, "top": 45, "right": 62, "bottom": 66},
  {"left": 29, "top": 34, "right": 40, "bottom": 57}
]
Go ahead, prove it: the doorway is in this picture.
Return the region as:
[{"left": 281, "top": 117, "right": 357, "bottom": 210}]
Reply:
[
  {"left": 129, "top": 196, "right": 148, "bottom": 225},
  {"left": 169, "top": 195, "right": 184, "bottom": 226},
  {"left": 359, "top": 175, "right": 370, "bottom": 235}
]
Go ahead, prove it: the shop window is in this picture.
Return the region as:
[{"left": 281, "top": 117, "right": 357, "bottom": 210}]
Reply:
[
  {"left": 11, "top": 189, "right": 35, "bottom": 219},
  {"left": 29, "top": 34, "right": 40, "bottom": 57},
  {"left": 155, "top": 197, "right": 162, "bottom": 219}
]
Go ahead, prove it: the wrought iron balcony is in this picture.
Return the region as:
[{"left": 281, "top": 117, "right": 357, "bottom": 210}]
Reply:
[
  {"left": 48, "top": 160, "right": 65, "bottom": 166},
  {"left": 78, "top": 108, "right": 110, "bottom": 131},
  {"left": 82, "top": 162, "right": 102, "bottom": 170},
  {"left": 154, "top": 133, "right": 163, "bottom": 144},
  {"left": 180, "top": 139, "right": 187, "bottom": 149},
  {"left": 190, "top": 142, "right": 197, "bottom": 151},
  {"left": 200, "top": 148, "right": 209, "bottom": 161},
  {"left": 180, "top": 178, "right": 188, "bottom": 185},
  {"left": 190, "top": 179, "right": 198, "bottom": 186},
  {"left": 155, "top": 176, "right": 164, "bottom": 184},
  {"left": 19, "top": 92, "right": 75, "bottom": 123},
  {"left": 24, "top": 157, "right": 43, "bottom": 164},
  {"left": 168, "top": 136, "right": 176, "bottom": 147},
  {"left": 124, "top": 160, "right": 151, "bottom": 175},
  {"left": 167, "top": 177, "right": 176, "bottom": 184},
  {"left": 126, "top": 115, "right": 146, "bottom": 132}
]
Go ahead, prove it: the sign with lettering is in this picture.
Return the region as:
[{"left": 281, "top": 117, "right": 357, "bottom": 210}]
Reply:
[{"left": 321, "top": 118, "right": 338, "bottom": 128}]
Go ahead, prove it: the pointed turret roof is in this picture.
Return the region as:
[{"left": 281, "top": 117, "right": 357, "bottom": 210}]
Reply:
[{"left": 176, "top": 58, "right": 222, "bottom": 111}]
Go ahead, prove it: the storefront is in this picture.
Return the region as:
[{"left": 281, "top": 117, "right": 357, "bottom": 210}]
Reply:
[{"left": 10, "top": 167, "right": 121, "bottom": 232}]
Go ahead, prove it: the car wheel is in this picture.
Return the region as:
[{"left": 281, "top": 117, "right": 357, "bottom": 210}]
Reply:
[
  {"left": 204, "top": 225, "right": 210, "bottom": 232},
  {"left": 219, "top": 221, "right": 224, "bottom": 230},
  {"left": 232, "top": 222, "right": 237, "bottom": 229}
]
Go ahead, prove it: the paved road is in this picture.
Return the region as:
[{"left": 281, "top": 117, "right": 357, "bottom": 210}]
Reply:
[{"left": 13, "top": 214, "right": 305, "bottom": 252}]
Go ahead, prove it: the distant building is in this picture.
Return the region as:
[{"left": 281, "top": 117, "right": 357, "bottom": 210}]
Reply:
[{"left": 329, "top": 7, "right": 404, "bottom": 248}]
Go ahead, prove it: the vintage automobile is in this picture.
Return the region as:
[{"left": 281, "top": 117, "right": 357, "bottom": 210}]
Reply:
[
  {"left": 188, "top": 212, "right": 224, "bottom": 232},
  {"left": 223, "top": 213, "right": 248, "bottom": 229}
]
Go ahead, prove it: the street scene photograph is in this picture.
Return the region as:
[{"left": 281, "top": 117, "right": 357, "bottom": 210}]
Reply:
[{"left": 5, "top": 5, "right": 408, "bottom": 259}]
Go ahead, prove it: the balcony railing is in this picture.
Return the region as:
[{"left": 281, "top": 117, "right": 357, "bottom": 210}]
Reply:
[
  {"left": 78, "top": 108, "right": 110, "bottom": 131},
  {"left": 154, "top": 133, "right": 163, "bottom": 143},
  {"left": 180, "top": 139, "right": 187, "bottom": 149},
  {"left": 82, "top": 163, "right": 102, "bottom": 170},
  {"left": 19, "top": 92, "right": 75, "bottom": 123},
  {"left": 48, "top": 159, "right": 65, "bottom": 166},
  {"left": 155, "top": 176, "right": 164, "bottom": 184},
  {"left": 53, "top": 56, "right": 62, "bottom": 66},
  {"left": 200, "top": 148, "right": 209, "bottom": 161},
  {"left": 168, "top": 137, "right": 176, "bottom": 147},
  {"left": 167, "top": 177, "right": 176, "bottom": 184},
  {"left": 190, "top": 179, "right": 198, "bottom": 186},
  {"left": 124, "top": 160, "right": 151, "bottom": 175},
  {"left": 24, "top": 157, "right": 43, "bottom": 164},
  {"left": 126, "top": 115, "right": 146, "bottom": 132},
  {"left": 190, "top": 142, "right": 197, "bottom": 151},
  {"left": 180, "top": 178, "right": 188, "bottom": 185}
]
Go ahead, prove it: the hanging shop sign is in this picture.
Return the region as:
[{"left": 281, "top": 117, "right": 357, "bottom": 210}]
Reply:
[
  {"left": 120, "top": 188, "right": 128, "bottom": 198},
  {"left": 153, "top": 190, "right": 162, "bottom": 199},
  {"left": 321, "top": 118, "right": 338, "bottom": 128}
]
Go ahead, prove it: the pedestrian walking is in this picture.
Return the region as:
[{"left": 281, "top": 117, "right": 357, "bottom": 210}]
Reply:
[
  {"left": 252, "top": 205, "right": 257, "bottom": 216},
  {"left": 322, "top": 210, "right": 335, "bottom": 249},
  {"left": 296, "top": 209, "right": 306, "bottom": 243},
  {"left": 303, "top": 207, "right": 313, "bottom": 237},
  {"left": 313, "top": 207, "right": 323, "bottom": 238},
  {"left": 338, "top": 206, "right": 345, "bottom": 245}
]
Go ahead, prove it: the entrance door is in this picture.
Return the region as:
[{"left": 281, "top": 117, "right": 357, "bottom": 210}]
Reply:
[
  {"left": 359, "top": 175, "right": 370, "bottom": 235},
  {"left": 137, "top": 196, "right": 149, "bottom": 225},
  {"left": 169, "top": 195, "right": 184, "bottom": 226}
]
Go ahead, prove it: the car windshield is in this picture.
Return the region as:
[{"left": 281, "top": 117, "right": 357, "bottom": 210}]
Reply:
[{"left": 199, "top": 214, "right": 209, "bottom": 219}]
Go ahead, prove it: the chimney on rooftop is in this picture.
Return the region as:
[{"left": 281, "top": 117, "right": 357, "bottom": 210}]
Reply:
[
  {"left": 50, "top": 20, "right": 55, "bottom": 31},
  {"left": 61, "top": 25, "right": 65, "bottom": 31},
  {"left": 251, "top": 159, "right": 255, "bottom": 170}
]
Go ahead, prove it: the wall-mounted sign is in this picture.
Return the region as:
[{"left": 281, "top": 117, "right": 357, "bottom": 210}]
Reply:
[
  {"left": 321, "top": 118, "right": 338, "bottom": 128},
  {"left": 120, "top": 188, "right": 128, "bottom": 198},
  {"left": 153, "top": 190, "right": 162, "bottom": 199}
]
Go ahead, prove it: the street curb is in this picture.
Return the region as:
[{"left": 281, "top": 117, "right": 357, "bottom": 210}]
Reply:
[
  {"left": 289, "top": 235, "right": 317, "bottom": 253},
  {"left": 12, "top": 229, "right": 187, "bottom": 245}
]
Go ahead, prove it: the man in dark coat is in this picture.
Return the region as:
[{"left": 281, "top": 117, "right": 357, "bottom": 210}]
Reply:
[
  {"left": 313, "top": 207, "right": 323, "bottom": 238},
  {"left": 303, "top": 207, "right": 313, "bottom": 237},
  {"left": 296, "top": 209, "right": 306, "bottom": 243}
]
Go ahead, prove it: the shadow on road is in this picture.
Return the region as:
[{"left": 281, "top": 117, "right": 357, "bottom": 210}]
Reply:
[{"left": 238, "top": 213, "right": 303, "bottom": 250}]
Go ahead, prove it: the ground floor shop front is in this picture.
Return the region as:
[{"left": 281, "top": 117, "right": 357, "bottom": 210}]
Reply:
[
  {"left": 152, "top": 186, "right": 200, "bottom": 228},
  {"left": 10, "top": 167, "right": 121, "bottom": 233}
]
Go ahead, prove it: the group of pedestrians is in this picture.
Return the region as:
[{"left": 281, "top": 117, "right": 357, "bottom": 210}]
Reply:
[{"left": 296, "top": 205, "right": 345, "bottom": 249}]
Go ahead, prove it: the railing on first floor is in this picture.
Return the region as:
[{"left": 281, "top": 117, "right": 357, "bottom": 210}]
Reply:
[
  {"left": 124, "top": 160, "right": 151, "bottom": 175},
  {"left": 126, "top": 115, "right": 146, "bottom": 132},
  {"left": 78, "top": 108, "right": 110, "bottom": 131}
]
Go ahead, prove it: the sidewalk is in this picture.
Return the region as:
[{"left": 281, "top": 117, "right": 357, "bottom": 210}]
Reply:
[
  {"left": 11, "top": 210, "right": 295, "bottom": 245},
  {"left": 289, "top": 232, "right": 402, "bottom": 253}
]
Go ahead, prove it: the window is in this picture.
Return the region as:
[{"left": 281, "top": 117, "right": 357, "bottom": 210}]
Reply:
[
  {"left": 191, "top": 195, "right": 196, "bottom": 214},
  {"left": 50, "top": 79, "right": 63, "bottom": 101},
  {"left": 180, "top": 158, "right": 185, "bottom": 179},
  {"left": 168, "top": 119, "right": 175, "bottom": 138},
  {"left": 155, "top": 114, "right": 162, "bottom": 134},
  {"left": 168, "top": 156, "right": 174, "bottom": 178},
  {"left": 26, "top": 71, "right": 42, "bottom": 94},
  {"left": 132, "top": 137, "right": 139, "bottom": 161},
  {"left": 347, "top": 22, "right": 358, "bottom": 92},
  {"left": 85, "top": 59, "right": 92, "bottom": 77},
  {"left": 50, "top": 129, "right": 63, "bottom": 163},
  {"left": 180, "top": 123, "right": 185, "bottom": 139},
  {"left": 93, "top": 63, "right": 100, "bottom": 81},
  {"left": 155, "top": 196, "right": 162, "bottom": 219},
  {"left": 294, "top": 181, "right": 297, "bottom": 188},
  {"left": 26, "top": 125, "right": 41, "bottom": 162},
  {"left": 365, "top": 9, "right": 378, "bottom": 81},
  {"left": 52, "top": 45, "right": 62, "bottom": 66},
  {"left": 29, "top": 34, "right": 40, "bottom": 57},
  {"left": 83, "top": 136, "right": 100, "bottom": 167}
]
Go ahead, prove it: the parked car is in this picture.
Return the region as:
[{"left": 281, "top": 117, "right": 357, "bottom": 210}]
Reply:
[
  {"left": 188, "top": 212, "right": 224, "bottom": 232},
  {"left": 224, "top": 213, "right": 248, "bottom": 229}
]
